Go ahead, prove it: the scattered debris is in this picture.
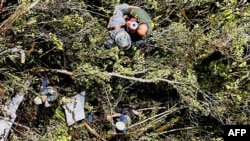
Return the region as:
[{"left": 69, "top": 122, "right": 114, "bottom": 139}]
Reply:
[
  {"left": 63, "top": 91, "right": 85, "bottom": 126},
  {"left": 0, "top": 48, "right": 26, "bottom": 64},
  {"left": 0, "top": 80, "right": 30, "bottom": 141}
]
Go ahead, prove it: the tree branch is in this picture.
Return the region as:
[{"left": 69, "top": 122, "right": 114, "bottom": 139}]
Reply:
[
  {"left": 107, "top": 72, "right": 182, "bottom": 84},
  {"left": 83, "top": 121, "right": 107, "bottom": 141},
  {"left": 23, "top": 68, "right": 73, "bottom": 75},
  {"left": 0, "top": 0, "right": 40, "bottom": 32},
  {"left": 23, "top": 68, "right": 182, "bottom": 85},
  {"left": 157, "top": 126, "right": 199, "bottom": 135},
  {"left": 128, "top": 106, "right": 179, "bottom": 129}
]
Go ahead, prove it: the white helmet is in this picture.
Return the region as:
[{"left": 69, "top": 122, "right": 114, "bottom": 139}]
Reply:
[
  {"left": 34, "top": 96, "right": 42, "bottom": 105},
  {"left": 115, "top": 121, "right": 126, "bottom": 131},
  {"left": 115, "top": 30, "right": 131, "bottom": 50}
]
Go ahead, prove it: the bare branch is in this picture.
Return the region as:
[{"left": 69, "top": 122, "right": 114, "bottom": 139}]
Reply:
[
  {"left": 128, "top": 106, "right": 179, "bottom": 129},
  {"left": 23, "top": 68, "right": 74, "bottom": 76},
  {"left": 83, "top": 121, "right": 107, "bottom": 141},
  {"left": 23, "top": 68, "right": 183, "bottom": 85},
  {"left": 157, "top": 126, "right": 199, "bottom": 135},
  {"left": 137, "top": 107, "right": 167, "bottom": 111},
  {"left": 108, "top": 72, "right": 182, "bottom": 84},
  {"left": 0, "top": 0, "right": 40, "bottom": 32}
]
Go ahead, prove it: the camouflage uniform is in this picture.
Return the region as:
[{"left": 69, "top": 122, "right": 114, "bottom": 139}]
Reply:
[
  {"left": 104, "top": 4, "right": 131, "bottom": 49},
  {"left": 114, "top": 4, "right": 153, "bottom": 44}
]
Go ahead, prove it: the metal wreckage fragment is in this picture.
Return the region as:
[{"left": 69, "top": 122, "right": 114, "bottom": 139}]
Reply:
[
  {"left": 62, "top": 91, "right": 86, "bottom": 126},
  {"left": 0, "top": 79, "right": 86, "bottom": 141},
  {"left": 0, "top": 80, "right": 30, "bottom": 141}
]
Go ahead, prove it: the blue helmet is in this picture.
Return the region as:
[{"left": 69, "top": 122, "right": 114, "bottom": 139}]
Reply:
[{"left": 115, "top": 30, "right": 131, "bottom": 50}]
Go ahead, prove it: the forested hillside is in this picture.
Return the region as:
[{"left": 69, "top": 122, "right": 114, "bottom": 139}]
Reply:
[{"left": 0, "top": 0, "right": 249, "bottom": 140}]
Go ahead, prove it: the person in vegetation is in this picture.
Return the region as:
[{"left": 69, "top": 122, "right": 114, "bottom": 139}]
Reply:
[
  {"left": 104, "top": 3, "right": 153, "bottom": 49},
  {"left": 104, "top": 3, "right": 132, "bottom": 50},
  {"left": 107, "top": 106, "right": 142, "bottom": 135},
  {"left": 34, "top": 77, "right": 59, "bottom": 107},
  {"left": 121, "top": 3, "right": 153, "bottom": 44}
]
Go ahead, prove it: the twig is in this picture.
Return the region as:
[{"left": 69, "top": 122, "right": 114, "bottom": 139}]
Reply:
[
  {"left": 83, "top": 121, "right": 107, "bottom": 141},
  {"left": 128, "top": 109, "right": 173, "bottom": 129},
  {"left": 23, "top": 68, "right": 73, "bottom": 75},
  {"left": 108, "top": 72, "right": 182, "bottom": 84},
  {"left": 114, "top": 81, "right": 136, "bottom": 106},
  {"left": 85, "top": 5, "right": 109, "bottom": 18},
  {"left": 23, "top": 68, "right": 182, "bottom": 85},
  {"left": 0, "top": 0, "right": 3, "bottom": 12},
  {"left": 103, "top": 83, "right": 117, "bottom": 136},
  {"left": 11, "top": 127, "right": 33, "bottom": 141},
  {"left": 0, "top": 0, "right": 40, "bottom": 31},
  {"left": 155, "top": 117, "right": 181, "bottom": 133},
  {"left": 137, "top": 107, "right": 166, "bottom": 111},
  {"left": 103, "top": 83, "right": 113, "bottom": 111},
  {"left": 157, "top": 126, "right": 199, "bottom": 135},
  {"left": 39, "top": 47, "right": 56, "bottom": 58}
]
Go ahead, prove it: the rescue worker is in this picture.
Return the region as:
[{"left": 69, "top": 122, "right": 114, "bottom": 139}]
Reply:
[
  {"left": 34, "top": 77, "right": 59, "bottom": 107},
  {"left": 104, "top": 3, "right": 132, "bottom": 50},
  {"left": 122, "top": 4, "right": 153, "bottom": 43},
  {"left": 107, "top": 106, "right": 142, "bottom": 134},
  {"left": 104, "top": 3, "right": 153, "bottom": 49}
]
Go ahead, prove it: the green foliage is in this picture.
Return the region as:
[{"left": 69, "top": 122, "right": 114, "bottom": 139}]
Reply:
[
  {"left": 53, "top": 125, "right": 72, "bottom": 141},
  {"left": 49, "top": 33, "right": 63, "bottom": 50},
  {"left": 0, "top": 0, "right": 250, "bottom": 140}
]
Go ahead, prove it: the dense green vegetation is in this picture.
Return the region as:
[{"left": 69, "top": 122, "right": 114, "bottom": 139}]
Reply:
[{"left": 0, "top": 0, "right": 249, "bottom": 140}]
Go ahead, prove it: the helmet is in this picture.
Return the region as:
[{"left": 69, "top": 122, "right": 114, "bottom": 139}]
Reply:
[
  {"left": 34, "top": 96, "right": 42, "bottom": 105},
  {"left": 115, "top": 30, "right": 131, "bottom": 50},
  {"left": 115, "top": 121, "right": 126, "bottom": 131}
]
